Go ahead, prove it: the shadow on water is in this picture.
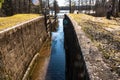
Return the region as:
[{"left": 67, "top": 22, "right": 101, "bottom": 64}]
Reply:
[{"left": 45, "top": 19, "right": 66, "bottom": 80}]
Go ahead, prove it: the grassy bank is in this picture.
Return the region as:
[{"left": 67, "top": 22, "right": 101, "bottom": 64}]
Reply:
[
  {"left": 0, "top": 14, "right": 40, "bottom": 30},
  {"left": 69, "top": 14, "right": 120, "bottom": 76}
]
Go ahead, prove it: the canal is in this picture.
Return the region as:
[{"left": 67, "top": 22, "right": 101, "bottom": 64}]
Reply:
[
  {"left": 45, "top": 19, "right": 65, "bottom": 80},
  {"left": 30, "top": 11, "right": 67, "bottom": 80}
]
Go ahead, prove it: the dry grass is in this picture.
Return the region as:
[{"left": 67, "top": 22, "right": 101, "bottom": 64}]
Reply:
[
  {"left": 0, "top": 14, "right": 40, "bottom": 30},
  {"left": 69, "top": 14, "right": 119, "bottom": 28}
]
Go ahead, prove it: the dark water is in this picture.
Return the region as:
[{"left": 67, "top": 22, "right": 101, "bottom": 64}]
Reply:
[{"left": 45, "top": 19, "right": 66, "bottom": 80}]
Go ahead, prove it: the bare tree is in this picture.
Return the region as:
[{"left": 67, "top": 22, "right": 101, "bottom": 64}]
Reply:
[
  {"left": 48, "top": 0, "right": 50, "bottom": 8},
  {"left": 95, "top": 0, "right": 107, "bottom": 16},
  {"left": 54, "top": 0, "right": 59, "bottom": 16},
  {"left": 23, "top": 0, "right": 26, "bottom": 13},
  {"left": 69, "top": 0, "right": 72, "bottom": 13},
  {"left": 81, "top": 0, "right": 83, "bottom": 11},
  {"left": 112, "top": 0, "right": 115, "bottom": 15},
  {"left": 39, "top": 0, "right": 43, "bottom": 13},
  {"left": 2, "top": 0, "right": 13, "bottom": 16},
  {"left": 118, "top": 0, "right": 120, "bottom": 12},
  {"left": 111, "top": 0, "right": 119, "bottom": 17},
  {"left": 78, "top": 0, "right": 80, "bottom": 12}
]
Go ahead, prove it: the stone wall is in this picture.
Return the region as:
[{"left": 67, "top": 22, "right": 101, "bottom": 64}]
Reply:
[
  {"left": 63, "top": 15, "right": 90, "bottom": 80},
  {"left": 0, "top": 17, "right": 48, "bottom": 80}
]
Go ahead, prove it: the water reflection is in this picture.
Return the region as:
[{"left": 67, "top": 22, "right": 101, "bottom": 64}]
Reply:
[{"left": 45, "top": 19, "right": 65, "bottom": 80}]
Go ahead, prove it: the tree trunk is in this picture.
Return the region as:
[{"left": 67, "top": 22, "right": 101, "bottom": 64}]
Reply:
[
  {"left": 40, "top": 0, "right": 43, "bottom": 14},
  {"left": 69, "top": 0, "right": 72, "bottom": 13},
  {"left": 23, "top": 0, "right": 26, "bottom": 13},
  {"left": 29, "top": 0, "right": 31, "bottom": 13},
  {"left": 112, "top": 0, "right": 115, "bottom": 16},
  {"left": 12, "top": 0, "right": 16, "bottom": 14},
  {"left": 54, "top": 0, "right": 56, "bottom": 18},
  {"left": 89, "top": 0, "right": 92, "bottom": 13},
  {"left": 18, "top": 0, "right": 21, "bottom": 13},
  {"left": 112, "top": 0, "right": 119, "bottom": 17},
  {"left": 78, "top": 0, "right": 80, "bottom": 12},
  {"left": 48, "top": 0, "right": 49, "bottom": 8},
  {"left": 118, "top": 0, "right": 120, "bottom": 12},
  {"left": 3, "top": 0, "right": 13, "bottom": 16}
]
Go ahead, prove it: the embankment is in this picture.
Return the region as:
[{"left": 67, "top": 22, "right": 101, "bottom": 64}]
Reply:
[
  {"left": 0, "top": 16, "right": 52, "bottom": 80},
  {"left": 63, "top": 15, "right": 119, "bottom": 80},
  {"left": 63, "top": 15, "right": 90, "bottom": 80}
]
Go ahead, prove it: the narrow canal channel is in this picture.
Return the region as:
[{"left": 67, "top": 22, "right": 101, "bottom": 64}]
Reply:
[
  {"left": 30, "top": 11, "right": 90, "bottom": 80},
  {"left": 45, "top": 19, "right": 65, "bottom": 80},
  {"left": 30, "top": 13, "right": 66, "bottom": 80}
]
